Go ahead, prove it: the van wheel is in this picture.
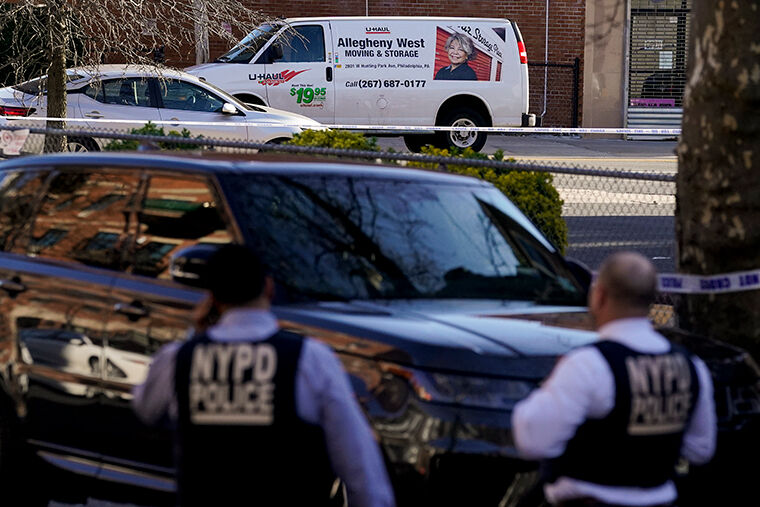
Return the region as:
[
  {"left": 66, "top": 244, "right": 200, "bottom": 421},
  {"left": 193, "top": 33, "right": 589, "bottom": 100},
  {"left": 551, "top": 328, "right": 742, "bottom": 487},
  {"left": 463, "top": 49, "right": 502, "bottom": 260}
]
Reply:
[
  {"left": 265, "top": 137, "right": 292, "bottom": 145},
  {"left": 66, "top": 137, "right": 98, "bottom": 153},
  {"left": 437, "top": 108, "right": 488, "bottom": 152},
  {"left": 235, "top": 94, "right": 266, "bottom": 107},
  {"left": 403, "top": 135, "right": 436, "bottom": 153}
]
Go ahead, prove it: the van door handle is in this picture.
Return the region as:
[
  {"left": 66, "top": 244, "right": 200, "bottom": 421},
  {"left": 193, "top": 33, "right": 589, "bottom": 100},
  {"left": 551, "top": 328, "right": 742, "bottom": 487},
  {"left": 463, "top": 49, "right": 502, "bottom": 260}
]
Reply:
[
  {"left": 114, "top": 302, "right": 149, "bottom": 320},
  {"left": 85, "top": 111, "right": 103, "bottom": 118},
  {"left": 0, "top": 278, "right": 26, "bottom": 295},
  {"left": 326, "top": 67, "right": 333, "bottom": 82}
]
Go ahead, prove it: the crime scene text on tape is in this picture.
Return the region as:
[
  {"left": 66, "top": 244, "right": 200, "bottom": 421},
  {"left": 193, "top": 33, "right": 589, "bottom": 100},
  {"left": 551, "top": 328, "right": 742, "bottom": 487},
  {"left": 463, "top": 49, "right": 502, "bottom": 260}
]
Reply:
[{"left": 658, "top": 270, "right": 760, "bottom": 294}]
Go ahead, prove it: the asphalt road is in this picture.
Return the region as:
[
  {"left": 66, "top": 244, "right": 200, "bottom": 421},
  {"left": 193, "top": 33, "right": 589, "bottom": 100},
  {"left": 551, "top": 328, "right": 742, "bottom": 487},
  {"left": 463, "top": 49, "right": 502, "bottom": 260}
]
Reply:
[{"left": 376, "top": 134, "right": 678, "bottom": 172}]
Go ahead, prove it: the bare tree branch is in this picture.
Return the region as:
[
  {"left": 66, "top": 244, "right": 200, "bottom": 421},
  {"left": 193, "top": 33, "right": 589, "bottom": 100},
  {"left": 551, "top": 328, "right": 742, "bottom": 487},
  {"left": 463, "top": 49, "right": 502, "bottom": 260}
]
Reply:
[{"left": 1, "top": 0, "right": 272, "bottom": 151}]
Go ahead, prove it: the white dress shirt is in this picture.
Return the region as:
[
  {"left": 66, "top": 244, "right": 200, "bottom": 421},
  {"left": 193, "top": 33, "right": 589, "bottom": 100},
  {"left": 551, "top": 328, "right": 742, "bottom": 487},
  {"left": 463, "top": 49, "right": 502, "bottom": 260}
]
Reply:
[
  {"left": 512, "top": 317, "right": 717, "bottom": 506},
  {"left": 133, "top": 308, "right": 395, "bottom": 507}
]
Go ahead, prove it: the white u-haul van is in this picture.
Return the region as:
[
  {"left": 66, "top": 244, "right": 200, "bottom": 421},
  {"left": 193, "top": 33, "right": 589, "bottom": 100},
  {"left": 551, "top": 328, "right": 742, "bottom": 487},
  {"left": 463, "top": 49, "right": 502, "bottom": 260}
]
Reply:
[{"left": 187, "top": 17, "right": 534, "bottom": 152}]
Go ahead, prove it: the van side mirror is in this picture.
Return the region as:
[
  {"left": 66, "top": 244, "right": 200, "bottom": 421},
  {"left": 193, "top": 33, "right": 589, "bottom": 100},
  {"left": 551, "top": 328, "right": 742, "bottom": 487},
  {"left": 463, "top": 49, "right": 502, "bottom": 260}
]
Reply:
[
  {"left": 169, "top": 244, "right": 222, "bottom": 288},
  {"left": 268, "top": 43, "right": 283, "bottom": 63}
]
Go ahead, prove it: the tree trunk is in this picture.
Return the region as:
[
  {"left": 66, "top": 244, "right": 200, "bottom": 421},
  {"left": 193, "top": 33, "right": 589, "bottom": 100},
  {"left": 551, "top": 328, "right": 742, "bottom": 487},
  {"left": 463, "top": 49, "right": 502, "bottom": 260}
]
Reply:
[
  {"left": 676, "top": 1, "right": 760, "bottom": 358},
  {"left": 193, "top": 0, "right": 210, "bottom": 65},
  {"left": 43, "top": 1, "right": 67, "bottom": 153}
]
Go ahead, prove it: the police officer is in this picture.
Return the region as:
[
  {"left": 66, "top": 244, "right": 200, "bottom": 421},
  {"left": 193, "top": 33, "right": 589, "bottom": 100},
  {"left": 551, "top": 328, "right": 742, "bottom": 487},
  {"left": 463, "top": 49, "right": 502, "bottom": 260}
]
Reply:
[
  {"left": 512, "top": 252, "right": 716, "bottom": 507},
  {"left": 133, "top": 244, "right": 395, "bottom": 507}
]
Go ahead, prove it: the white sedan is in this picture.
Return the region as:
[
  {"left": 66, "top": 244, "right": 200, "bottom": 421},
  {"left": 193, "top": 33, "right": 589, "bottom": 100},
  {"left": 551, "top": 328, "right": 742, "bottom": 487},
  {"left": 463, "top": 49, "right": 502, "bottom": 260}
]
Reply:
[{"left": 0, "top": 65, "right": 322, "bottom": 152}]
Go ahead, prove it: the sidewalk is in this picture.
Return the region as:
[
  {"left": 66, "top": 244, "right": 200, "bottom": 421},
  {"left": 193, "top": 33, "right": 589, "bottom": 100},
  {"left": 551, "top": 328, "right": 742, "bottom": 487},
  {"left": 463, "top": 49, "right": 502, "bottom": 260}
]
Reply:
[
  {"left": 377, "top": 134, "right": 678, "bottom": 159},
  {"left": 485, "top": 135, "right": 677, "bottom": 159}
]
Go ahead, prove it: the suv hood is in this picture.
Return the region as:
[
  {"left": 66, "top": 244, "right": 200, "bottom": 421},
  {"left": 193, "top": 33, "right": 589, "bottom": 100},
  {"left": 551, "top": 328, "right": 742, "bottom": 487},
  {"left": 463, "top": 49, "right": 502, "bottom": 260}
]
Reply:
[{"left": 274, "top": 299, "right": 597, "bottom": 377}]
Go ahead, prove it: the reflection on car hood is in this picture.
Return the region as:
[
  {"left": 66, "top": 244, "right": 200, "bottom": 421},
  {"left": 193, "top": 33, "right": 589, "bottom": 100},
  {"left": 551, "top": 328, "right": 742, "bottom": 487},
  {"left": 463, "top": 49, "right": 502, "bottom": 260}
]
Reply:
[{"left": 274, "top": 299, "right": 598, "bottom": 376}]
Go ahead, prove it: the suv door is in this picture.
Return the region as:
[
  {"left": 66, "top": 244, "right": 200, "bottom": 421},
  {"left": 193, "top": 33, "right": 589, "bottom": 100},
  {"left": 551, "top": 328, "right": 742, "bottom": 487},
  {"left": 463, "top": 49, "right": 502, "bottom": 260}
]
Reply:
[
  {"left": 1, "top": 168, "right": 141, "bottom": 475},
  {"left": 99, "top": 172, "right": 234, "bottom": 488},
  {"left": 257, "top": 23, "right": 335, "bottom": 123},
  {"left": 1, "top": 169, "right": 49, "bottom": 390}
]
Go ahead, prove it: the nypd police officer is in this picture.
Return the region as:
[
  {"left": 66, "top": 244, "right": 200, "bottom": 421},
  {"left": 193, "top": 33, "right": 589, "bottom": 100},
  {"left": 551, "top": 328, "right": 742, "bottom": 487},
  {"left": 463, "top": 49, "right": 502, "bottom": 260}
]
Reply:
[
  {"left": 512, "top": 252, "right": 716, "bottom": 507},
  {"left": 133, "top": 245, "right": 395, "bottom": 507}
]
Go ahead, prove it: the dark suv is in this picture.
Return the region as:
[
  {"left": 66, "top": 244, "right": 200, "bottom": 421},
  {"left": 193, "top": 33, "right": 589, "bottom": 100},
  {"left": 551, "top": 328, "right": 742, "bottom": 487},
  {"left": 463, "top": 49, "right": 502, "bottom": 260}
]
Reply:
[{"left": 0, "top": 153, "right": 757, "bottom": 505}]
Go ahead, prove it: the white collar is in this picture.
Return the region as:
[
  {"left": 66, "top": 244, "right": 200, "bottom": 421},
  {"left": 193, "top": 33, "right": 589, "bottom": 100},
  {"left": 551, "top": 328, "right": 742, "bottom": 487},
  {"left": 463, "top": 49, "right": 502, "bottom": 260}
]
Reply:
[
  {"left": 208, "top": 308, "right": 279, "bottom": 341},
  {"left": 596, "top": 317, "right": 669, "bottom": 353}
]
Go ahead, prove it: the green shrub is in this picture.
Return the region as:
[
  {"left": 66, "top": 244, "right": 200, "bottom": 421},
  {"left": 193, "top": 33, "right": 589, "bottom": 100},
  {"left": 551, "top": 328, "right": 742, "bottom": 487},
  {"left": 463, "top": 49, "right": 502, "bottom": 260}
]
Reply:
[
  {"left": 282, "top": 130, "right": 567, "bottom": 252},
  {"left": 286, "top": 129, "right": 379, "bottom": 151},
  {"left": 414, "top": 146, "right": 568, "bottom": 252},
  {"left": 104, "top": 122, "right": 199, "bottom": 151}
]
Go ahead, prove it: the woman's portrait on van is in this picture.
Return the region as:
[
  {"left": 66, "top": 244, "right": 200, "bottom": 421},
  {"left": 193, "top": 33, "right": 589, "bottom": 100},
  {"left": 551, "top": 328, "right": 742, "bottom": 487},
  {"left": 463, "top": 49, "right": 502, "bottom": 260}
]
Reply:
[{"left": 435, "top": 32, "right": 477, "bottom": 81}]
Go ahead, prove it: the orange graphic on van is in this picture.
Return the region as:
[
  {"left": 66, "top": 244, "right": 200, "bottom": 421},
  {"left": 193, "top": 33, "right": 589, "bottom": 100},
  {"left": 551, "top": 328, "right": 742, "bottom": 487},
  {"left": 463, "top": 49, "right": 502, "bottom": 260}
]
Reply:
[{"left": 253, "top": 69, "right": 310, "bottom": 86}]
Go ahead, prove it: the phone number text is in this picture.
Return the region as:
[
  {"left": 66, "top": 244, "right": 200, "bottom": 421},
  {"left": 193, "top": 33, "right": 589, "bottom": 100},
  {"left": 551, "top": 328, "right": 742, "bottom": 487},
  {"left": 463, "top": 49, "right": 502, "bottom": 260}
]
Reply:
[{"left": 346, "top": 80, "right": 427, "bottom": 89}]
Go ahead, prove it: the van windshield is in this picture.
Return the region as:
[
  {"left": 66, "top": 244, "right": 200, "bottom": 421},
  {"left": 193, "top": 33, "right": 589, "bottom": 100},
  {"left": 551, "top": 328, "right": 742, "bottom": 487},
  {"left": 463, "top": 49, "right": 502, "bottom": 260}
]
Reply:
[
  {"left": 223, "top": 174, "right": 585, "bottom": 305},
  {"left": 216, "top": 23, "right": 281, "bottom": 63}
]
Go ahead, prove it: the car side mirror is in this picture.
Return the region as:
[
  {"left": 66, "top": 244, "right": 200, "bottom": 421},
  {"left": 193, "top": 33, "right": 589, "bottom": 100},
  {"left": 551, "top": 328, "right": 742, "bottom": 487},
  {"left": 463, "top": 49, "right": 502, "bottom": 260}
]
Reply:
[
  {"left": 169, "top": 244, "right": 222, "bottom": 288},
  {"left": 565, "top": 257, "right": 593, "bottom": 296},
  {"left": 221, "top": 102, "right": 238, "bottom": 115}
]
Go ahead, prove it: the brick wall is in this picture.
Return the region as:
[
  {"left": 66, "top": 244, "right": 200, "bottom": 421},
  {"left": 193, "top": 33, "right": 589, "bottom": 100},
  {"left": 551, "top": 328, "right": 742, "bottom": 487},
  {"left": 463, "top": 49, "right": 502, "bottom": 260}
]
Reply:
[{"left": 186, "top": 1, "right": 585, "bottom": 126}]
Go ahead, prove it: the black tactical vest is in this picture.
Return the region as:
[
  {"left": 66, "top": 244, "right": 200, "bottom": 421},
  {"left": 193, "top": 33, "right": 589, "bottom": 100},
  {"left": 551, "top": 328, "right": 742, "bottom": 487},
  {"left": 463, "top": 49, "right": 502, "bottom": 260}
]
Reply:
[
  {"left": 174, "top": 330, "right": 336, "bottom": 506},
  {"left": 545, "top": 340, "right": 700, "bottom": 487}
]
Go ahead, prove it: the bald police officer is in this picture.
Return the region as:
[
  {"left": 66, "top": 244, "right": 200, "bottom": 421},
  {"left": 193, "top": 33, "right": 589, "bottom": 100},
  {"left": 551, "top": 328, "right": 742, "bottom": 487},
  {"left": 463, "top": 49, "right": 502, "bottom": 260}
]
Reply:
[
  {"left": 512, "top": 252, "right": 716, "bottom": 507},
  {"left": 133, "top": 244, "right": 395, "bottom": 507}
]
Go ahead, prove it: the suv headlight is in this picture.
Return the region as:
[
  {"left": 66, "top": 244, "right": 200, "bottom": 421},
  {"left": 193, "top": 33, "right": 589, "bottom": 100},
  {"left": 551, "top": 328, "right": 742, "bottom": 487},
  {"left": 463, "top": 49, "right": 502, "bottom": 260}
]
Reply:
[{"left": 385, "top": 364, "right": 534, "bottom": 410}]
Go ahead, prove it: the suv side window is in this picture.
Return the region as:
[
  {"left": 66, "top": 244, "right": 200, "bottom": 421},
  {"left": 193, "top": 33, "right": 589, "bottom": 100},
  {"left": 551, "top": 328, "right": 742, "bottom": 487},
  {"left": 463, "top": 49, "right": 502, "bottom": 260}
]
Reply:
[
  {"left": 132, "top": 174, "right": 233, "bottom": 279},
  {"left": 85, "top": 78, "right": 155, "bottom": 107},
  {"left": 26, "top": 170, "right": 141, "bottom": 270},
  {"left": 264, "top": 25, "right": 325, "bottom": 63},
  {"left": 0, "top": 170, "right": 49, "bottom": 252}
]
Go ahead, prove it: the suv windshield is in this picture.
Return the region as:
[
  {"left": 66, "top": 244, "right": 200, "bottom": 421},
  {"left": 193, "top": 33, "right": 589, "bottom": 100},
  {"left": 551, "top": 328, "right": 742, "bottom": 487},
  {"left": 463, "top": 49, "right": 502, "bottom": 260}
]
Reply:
[
  {"left": 223, "top": 174, "right": 585, "bottom": 305},
  {"left": 216, "top": 23, "right": 281, "bottom": 63}
]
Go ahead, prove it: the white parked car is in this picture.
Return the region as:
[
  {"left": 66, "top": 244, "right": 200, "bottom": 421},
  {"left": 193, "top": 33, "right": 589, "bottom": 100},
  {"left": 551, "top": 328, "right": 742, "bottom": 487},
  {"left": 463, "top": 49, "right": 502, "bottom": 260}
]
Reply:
[{"left": 0, "top": 65, "right": 322, "bottom": 152}]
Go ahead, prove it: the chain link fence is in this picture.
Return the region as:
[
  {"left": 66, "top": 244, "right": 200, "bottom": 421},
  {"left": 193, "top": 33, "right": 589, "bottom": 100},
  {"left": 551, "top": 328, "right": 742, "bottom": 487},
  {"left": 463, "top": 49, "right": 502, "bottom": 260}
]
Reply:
[{"left": 1, "top": 124, "right": 678, "bottom": 324}]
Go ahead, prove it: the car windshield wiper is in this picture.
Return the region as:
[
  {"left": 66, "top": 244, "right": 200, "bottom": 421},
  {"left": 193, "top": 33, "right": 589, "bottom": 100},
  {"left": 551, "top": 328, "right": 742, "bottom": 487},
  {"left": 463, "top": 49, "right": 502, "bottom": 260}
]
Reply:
[
  {"left": 532, "top": 279, "right": 586, "bottom": 306},
  {"left": 273, "top": 280, "right": 352, "bottom": 304},
  {"left": 433, "top": 267, "right": 583, "bottom": 305}
]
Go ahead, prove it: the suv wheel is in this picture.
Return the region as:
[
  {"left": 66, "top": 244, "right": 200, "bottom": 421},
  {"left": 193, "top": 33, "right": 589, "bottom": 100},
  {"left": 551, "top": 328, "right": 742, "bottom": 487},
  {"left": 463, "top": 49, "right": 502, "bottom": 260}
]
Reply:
[{"left": 437, "top": 107, "right": 488, "bottom": 152}]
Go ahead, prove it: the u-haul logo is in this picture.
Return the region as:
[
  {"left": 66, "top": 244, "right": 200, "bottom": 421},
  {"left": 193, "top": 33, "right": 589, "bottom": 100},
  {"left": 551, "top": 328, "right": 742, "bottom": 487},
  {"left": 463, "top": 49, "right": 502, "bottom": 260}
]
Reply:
[
  {"left": 249, "top": 69, "right": 309, "bottom": 86},
  {"left": 365, "top": 26, "right": 391, "bottom": 34}
]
